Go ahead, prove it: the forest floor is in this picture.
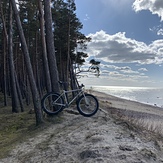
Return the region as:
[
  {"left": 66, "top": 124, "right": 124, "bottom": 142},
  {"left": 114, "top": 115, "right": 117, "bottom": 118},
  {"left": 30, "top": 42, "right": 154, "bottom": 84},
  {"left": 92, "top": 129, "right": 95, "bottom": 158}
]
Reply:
[{"left": 1, "top": 91, "right": 163, "bottom": 163}]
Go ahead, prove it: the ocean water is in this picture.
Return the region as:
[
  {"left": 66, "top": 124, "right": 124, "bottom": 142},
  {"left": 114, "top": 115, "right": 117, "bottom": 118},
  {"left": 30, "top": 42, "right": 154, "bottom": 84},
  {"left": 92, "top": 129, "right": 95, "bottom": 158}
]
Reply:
[{"left": 87, "top": 85, "right": 163, "bottom": 107}]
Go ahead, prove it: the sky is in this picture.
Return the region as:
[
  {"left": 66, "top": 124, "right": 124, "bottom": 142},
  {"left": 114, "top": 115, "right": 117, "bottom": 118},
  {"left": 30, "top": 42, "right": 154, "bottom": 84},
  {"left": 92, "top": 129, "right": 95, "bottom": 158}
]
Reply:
[{"left": 75, "top": 0, "right": 163, "bottom": 87}]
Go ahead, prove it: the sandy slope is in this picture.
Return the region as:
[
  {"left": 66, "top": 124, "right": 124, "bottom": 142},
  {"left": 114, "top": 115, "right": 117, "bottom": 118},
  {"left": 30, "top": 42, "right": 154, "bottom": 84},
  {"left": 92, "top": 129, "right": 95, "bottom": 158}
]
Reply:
[{"left": 1, "top": 92, "right": 163, "bottom": 163}]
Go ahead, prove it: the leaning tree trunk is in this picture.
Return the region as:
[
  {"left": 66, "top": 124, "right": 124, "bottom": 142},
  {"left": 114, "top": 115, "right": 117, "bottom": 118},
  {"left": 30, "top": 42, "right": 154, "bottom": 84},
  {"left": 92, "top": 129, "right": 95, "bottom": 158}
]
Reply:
[
  {"left": 8, "top": 2, "right": 19, "bottom": 113},
  {"left": 10, "top": 0, "right": 43, "bottom": 125},
  {"left": 38, "top": 0, "right": 52, "bottom": 94},
  {"left": 44, "top": 0, "right": 60, "bottom": 93}
]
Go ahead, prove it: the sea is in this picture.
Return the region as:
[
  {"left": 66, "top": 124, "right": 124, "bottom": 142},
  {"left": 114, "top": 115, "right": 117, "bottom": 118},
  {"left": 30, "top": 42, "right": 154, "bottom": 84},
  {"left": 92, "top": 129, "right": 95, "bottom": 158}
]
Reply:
[{"left": 86, "top": 85, "right": 163, "bottom": 108}]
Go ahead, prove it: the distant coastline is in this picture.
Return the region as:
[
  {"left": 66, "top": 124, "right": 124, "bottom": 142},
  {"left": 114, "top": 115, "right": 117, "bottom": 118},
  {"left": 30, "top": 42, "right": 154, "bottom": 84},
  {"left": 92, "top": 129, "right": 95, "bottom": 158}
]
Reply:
[{"left": 86, "top": 85, "right": 163, "bottom": 108}]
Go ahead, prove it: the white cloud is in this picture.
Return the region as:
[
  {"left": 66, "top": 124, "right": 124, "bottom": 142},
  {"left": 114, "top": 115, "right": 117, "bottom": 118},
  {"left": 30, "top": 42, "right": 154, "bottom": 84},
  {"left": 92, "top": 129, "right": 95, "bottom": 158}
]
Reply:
[
  {"left": 120, "top": 69, "right": 139, "bottom": 74},
  {"left": 110, "top": 65, "right": 139, "bottom": 74},
  {"left": 102, "top": 70, "right": 110, "bottom": 74},
  {"left": 107, "top": 71, "right": 149, "bottom": 84},
  {"left": 87, "top": 30, "right": 163, "bottom": 65},
  {"left": 149, "top": 25, "right": 163, "bottom": 36},
  {"left": 98, "top": 62, "right": 149, "bottom": 85},
  {"left": 133, "top": 0, "right": 163, "bottom": 21},
  {"left": 138, "top": 68, "right": 148, "bottom": 71},
  {"left": 79, "top": 61, "right": 155, "bottom": 86},
  {"left": 157, "top": 29, "right": 163, "bottom": 35},
  {"left": 115, "top": 66, "right": 131, "bottom": 71}
]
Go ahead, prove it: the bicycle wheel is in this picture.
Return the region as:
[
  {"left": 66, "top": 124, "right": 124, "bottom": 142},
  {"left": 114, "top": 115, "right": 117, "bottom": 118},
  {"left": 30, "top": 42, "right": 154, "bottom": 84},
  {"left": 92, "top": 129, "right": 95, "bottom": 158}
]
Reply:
[
  {"left": 77, "top": 94, "right": 99, "bottom": 117},
  {"left": 41, "top": 92, "right": 64, "bottom": 115}
]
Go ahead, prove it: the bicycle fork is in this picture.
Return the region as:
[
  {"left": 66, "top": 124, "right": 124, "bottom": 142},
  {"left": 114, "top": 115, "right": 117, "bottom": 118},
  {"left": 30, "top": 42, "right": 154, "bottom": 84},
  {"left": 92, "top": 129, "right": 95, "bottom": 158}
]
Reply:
[{"left": 83, "top": 94, "right": 89, "bottom": 106}]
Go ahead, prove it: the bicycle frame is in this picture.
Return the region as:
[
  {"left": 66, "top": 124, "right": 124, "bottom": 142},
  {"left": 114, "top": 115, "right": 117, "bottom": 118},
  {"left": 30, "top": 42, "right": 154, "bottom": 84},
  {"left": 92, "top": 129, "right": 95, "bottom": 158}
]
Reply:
[
  {"left": 42, "top": 81, "right": 99, "bottom": 116},
  {"left": 53, "top": 87, "right": 85, "bottom": 108}
]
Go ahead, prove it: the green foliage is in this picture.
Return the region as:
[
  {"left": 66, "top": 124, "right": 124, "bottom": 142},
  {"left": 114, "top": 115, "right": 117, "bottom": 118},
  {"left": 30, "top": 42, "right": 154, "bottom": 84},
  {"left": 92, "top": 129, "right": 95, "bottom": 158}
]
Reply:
[
  {"left": 89, "top": 59, "right": 101, "bottom": 65},
  {"left": 18, "top": 0, "right": 41, "bottom": 58},
  {"left": 74, "top": 52, "right": 88, "bottom": 65},
  {"left": 89, "top": 59, "right": 101, "bottom": 77},
  {"left": 52, "top": 0, "right": 90, "bottom": 64}
]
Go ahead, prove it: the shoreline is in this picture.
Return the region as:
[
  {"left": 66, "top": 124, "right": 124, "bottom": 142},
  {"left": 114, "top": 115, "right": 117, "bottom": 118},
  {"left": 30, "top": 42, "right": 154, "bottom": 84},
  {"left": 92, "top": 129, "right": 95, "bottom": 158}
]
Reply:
[
  {"left": 90, "top": 90, "right": 163, "bottom": 117},
  {"left": 88, "top": 86, "right": 163, "bottom": 108},
  {"left": 91, "top": 90, "right": 163, "bottom": 136}
]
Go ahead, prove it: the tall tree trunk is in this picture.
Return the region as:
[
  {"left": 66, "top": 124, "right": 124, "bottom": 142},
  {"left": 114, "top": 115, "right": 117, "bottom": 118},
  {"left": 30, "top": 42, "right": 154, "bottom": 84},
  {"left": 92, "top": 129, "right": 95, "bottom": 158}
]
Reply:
[
  {"left": 10, "top": 0, "right": 43, "bottom": 125},
  {"left": 25, "top": 76, "right": 31, "bottom": 106},
  {"left": 8, "top": 2, "right": 19, "bottom": 113},
  {"left": 38, "top": 0, "right": 52, "bottom": 94},
  {"left": 15, "top": 70, "right": 24, "bottom": 112},
  {"left": 0, "top": 2, "right": 8, "bottom": 106},
  {"left": 13, "top": 41, "right": 24, "bottom": 112},
  {"left": 3, "top": 33, "right": 8, "bottom": 106},
  {"left": 44, "top": 0, "right": 60, "bottom": 93},
  {"left": 35, "top": 32, "right": 42, "bottom": 96},
  {"left": 66, "top": 14, "right": 71, "bottom": 90}
]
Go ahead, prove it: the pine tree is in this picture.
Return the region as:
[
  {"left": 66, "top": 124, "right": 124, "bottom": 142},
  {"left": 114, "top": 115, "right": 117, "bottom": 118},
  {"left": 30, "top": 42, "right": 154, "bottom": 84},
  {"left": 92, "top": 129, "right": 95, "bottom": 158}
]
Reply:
[
  {"left": 8, "top": 1, "right": 20, "bottom": 113},
  {"left": 10, "top": 0, "right": 43, "bottom": 125},
  {"left": 44, "top": 0, "right": 60, "bottom": 93},
  {"left": 37, "top": 0, "right": 52, "bottom": 93},
  {"left": 52, "top": 0, "right": 90, "bottom": 88}
]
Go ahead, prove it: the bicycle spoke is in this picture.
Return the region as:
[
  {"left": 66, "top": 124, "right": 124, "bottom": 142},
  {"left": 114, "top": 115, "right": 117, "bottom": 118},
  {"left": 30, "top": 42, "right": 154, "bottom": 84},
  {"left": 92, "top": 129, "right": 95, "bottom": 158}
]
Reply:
[
  {"left": 77, "top": 94, "right": 99, "bottom": 117},
  {"left": 41, "top": 93, "right": 64, "bottom": 115}
]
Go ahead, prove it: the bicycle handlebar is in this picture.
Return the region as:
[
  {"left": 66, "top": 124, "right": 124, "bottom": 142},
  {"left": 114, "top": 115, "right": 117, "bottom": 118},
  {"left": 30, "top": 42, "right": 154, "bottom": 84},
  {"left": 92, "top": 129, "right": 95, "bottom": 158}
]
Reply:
[
  {"left": 58, "top": 81, "right": 84, "bottom": 89},
  {"left": 80, "top": 84, "right": 85, "bottom": 88},
  {"left": 58, "top": 81, "right": 63, "bottom": 85}
]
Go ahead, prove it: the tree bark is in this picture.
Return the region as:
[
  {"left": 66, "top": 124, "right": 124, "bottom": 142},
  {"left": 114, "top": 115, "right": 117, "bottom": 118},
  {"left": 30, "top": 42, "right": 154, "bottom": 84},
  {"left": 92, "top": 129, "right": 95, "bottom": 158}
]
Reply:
[
  {"left": 44, "top": 0, "right": 60, "bottom": 93},
  {"left": 10, "top": 0, "right": 43, "bottom": 125},
  {"left": 14, "top": 70, "right": 24, "bottom": 112},
  {"left": 0, "top": 1, "right": 8, "bottom": 106},
  {"left": 2, "top": 33, "right": 8, "bottom": 106},
  {"left": 38, "top": 0, "right": 52, "bottom": 94},
  {"left": 8, "top": 2, "right": 20, "bottom": 113}
]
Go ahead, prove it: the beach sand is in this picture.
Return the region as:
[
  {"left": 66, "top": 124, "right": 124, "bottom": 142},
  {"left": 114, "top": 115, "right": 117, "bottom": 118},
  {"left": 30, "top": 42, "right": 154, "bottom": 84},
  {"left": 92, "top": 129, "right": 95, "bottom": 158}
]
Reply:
[
  {"left": 1, "top": 91, "right": 163, "bottom": 163},
  {"left": 90, "top": 90, "right": 163, "bottom": 116}
]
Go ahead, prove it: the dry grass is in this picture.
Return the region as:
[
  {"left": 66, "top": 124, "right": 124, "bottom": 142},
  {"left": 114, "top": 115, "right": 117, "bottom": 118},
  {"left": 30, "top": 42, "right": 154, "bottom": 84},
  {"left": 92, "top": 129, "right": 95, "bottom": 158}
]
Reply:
[
  {"left": 0, "top": 103, "right": 64, "bottom": 159},
  {"left": 0, "top": 104, "right": 51, "bottom": 159},
  {"left": 94, "top": 90, "right": 163, "bottom": 138},
  {"left": 131, "top": 115, "right": 163, "bottom": 136},
  {"left": 107, "top": 106, "right": 163, "bottom": 138}
]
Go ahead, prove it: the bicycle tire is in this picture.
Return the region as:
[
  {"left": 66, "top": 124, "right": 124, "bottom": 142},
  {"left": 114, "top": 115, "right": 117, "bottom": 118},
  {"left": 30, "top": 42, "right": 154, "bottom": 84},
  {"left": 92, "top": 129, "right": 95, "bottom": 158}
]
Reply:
[
  {"left": 41, "top": 92, "right": 64, "bottom": 115},
  {"left": 77, "top": 94, "right": 99, "bottom": 117}
]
